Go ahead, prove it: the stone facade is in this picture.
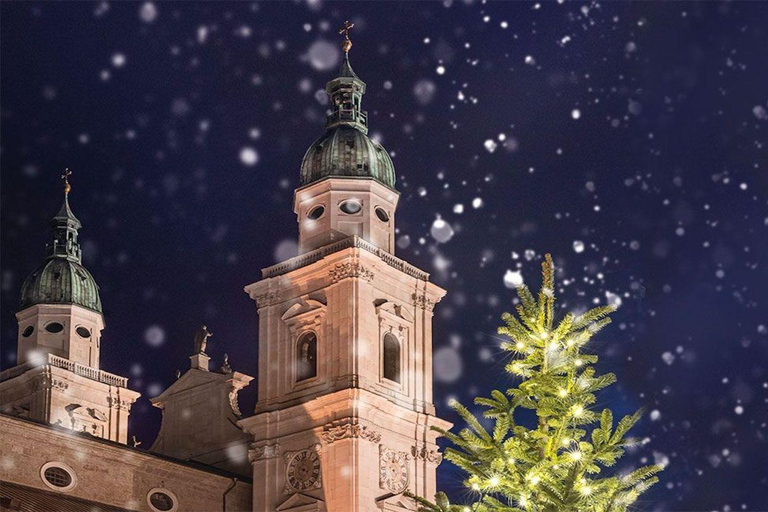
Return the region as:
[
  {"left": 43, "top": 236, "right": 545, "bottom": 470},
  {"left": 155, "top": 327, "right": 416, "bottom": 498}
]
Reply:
[
  {"left": 0, "top": 353, "right": 139, "bottom": 444},
  {"left": 0, "top": 32, "right": 449, "bottom": 512},
  {"left": 241, "top": 233, "right": 451, "bottom": 511},
  {"left": 150, "top": 355, "right": 255, "bottom": 477},
  {"left": 0, "top": 414, "right": 251, "bottom": 511}
]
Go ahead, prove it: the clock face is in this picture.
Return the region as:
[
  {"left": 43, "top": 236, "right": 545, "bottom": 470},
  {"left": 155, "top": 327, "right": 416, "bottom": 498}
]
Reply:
[
  {"left": 286, "top": 450, "right": 321, "bottom": 491},
  {"left": 379, "top": 448, "right": 408, "bottom": 493}
]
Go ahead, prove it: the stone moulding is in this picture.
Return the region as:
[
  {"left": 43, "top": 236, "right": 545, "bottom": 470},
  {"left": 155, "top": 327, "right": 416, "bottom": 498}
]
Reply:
[
  {"left": 321, "top": 420, "right": 382, "bottom": 444},
  {"left": 248, "top": 442, "right": 281, "bottom": 463},
  {"left": 261, "top": 235, "right": 429, "bottom": 281}
]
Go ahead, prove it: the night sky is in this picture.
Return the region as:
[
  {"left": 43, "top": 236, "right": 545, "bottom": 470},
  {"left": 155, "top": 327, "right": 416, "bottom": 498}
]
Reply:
[{"left": 2, "top": 2, "right": 767, "bottom": 510}]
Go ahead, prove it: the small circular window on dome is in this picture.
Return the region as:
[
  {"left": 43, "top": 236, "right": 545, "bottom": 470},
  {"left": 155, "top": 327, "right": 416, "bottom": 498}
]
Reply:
[
  {"left": 45, "top": 322, "right": 64, "bottom": 334},
  {"left": 307, "top": 205, "right": 325, "bottom": 220},
  {"left": 22, "top": 325, "right": 34, "bottom": 338},
  {"left": 375, "top": 207, "right": 390, "bottom": 223},
  {"left": 147, "top": 488, "right": 178, "bottom": 512},
  {"left": 40, "top": 462, "right": 77, "bottom": 492},
  {"left": 339, "top": 200, "right": 362, "bottom": 215},
  {"left": 76, "top": 326, "right": 91, "bottom": 338}
]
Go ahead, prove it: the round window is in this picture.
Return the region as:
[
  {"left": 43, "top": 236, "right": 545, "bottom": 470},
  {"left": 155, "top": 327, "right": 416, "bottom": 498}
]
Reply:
[
  {"left": 22, "top": 325, "right": 34, "bottom": 337},
  {"left": 307, "top": 205, "right": 325, "bottom": 220},
  {"left": 339, "top": 200, "right": 362, "bottom": 215},
  {"left": 45, "top": 322, "right": 64, "bottom": 334},
  {"left": 40, "top": 462, "right": 77, "bottom": 492},
  {"left": 147, "top": 488, "right": 178, "bottom": 512},
  {"left": 375, "top": 207, "right": 390, "bottom": 223},
  {"left": 76, "top": 326, "right": 91, "bottom": 338}
]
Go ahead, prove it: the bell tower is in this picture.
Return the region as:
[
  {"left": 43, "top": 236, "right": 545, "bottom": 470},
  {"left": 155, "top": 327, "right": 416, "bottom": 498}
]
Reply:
[
  {"left": 240, "top": 26, "right": 450, "bottom": 511},
  {"left": 0, "top": 171, "right": 139, "bottom": 443}
]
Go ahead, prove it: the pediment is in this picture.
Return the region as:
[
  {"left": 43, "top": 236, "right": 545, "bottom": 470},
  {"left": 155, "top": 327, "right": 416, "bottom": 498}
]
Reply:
[
  {"left": 149, "top": 368, "right": 226, "bottom": 405},
  {"left": 277, "top": 493, "right": 325, "bottom": 511},
  {"left": 281, "top": 298, "right": 326, "bottom": 322},
  {"left": 375, "top": 300, "right": 414, "bottom": 323},
  {"left": 376, "top": 493, "right": 418, "bottom": 511}
]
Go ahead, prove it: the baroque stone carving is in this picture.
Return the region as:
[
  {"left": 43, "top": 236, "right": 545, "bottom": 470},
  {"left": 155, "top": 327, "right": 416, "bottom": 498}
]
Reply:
[
  {"left": 321, "top": 421, "right": 381, "bottom": 444},
  {"left": 248, "top": 442, "right": 280, "bottom": 463},
  {"left": 379, "top": 446, "right": 409, "bottom": 493},
  {"left": 228, "top": 388, "right": 242, "bottom": 417},
  {"left": 411, "top": 444, "right": 443, "bottom": 464},
  {"left": 411, "top": 293, "right": 436, "bottom": 311},
  {"left": 329, "top": 262, "right": 374, "bottom": 283},
  {"left": 255, "top": 291, "right": 281, "bottom": 308},
  {"left": 284, "top": 445, "right": 322, "bottom": 492}
]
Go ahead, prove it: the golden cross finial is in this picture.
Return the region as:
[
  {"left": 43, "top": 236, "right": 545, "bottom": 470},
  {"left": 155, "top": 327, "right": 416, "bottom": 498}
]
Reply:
[
  {"left": 61, "top": 168, "right": 72, "bottom": 195},
  {"left": 339, "top": 20, "right": 354, "bottom": 54}
]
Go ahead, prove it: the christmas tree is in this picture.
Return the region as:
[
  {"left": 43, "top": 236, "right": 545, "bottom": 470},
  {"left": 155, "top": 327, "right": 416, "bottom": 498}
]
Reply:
[{"left": 413, "top": 254, "right": 661, "bottom": 512}]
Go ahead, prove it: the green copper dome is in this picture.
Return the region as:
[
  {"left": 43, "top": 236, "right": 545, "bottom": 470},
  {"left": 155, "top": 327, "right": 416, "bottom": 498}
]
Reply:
[
  {"left": 20, "top": 258, "right": 102, "bottom": 313},
  {"left": 299, "top": 54, "right": 396, "bottom": 190},
  {"left": 19, "top": 187, "right": 103, "bottom": 314},
  {"left": 300, "top": 126, "right": 395, "bottom": 189}
]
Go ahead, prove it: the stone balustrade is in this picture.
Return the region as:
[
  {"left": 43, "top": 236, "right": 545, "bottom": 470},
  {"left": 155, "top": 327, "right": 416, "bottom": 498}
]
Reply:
[{"left": 0, "top": 353, "right": 128, "bottom": 388}]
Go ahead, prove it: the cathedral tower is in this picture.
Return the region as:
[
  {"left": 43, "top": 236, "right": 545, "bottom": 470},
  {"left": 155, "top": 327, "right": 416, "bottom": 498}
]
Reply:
[
  {"left": 240, "top": 26, "right": 451, "bottom": 511},
  {"left": 0, "top": 172, "right": 139, "bottom": 443}
]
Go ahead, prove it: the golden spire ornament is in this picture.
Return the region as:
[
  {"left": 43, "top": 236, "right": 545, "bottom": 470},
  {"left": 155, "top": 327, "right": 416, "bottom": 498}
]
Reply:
[
  {"left": 339, "top": 20, "right": 354, "bottom": 54},
  {"left": 61, "top": 168, "right": 72, "bottom": 195}
]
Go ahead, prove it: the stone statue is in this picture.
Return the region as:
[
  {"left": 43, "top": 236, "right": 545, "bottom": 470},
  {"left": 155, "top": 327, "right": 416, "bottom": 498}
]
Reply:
[{"left": 193, "top": 325, "right": 213, "bottom": 354}]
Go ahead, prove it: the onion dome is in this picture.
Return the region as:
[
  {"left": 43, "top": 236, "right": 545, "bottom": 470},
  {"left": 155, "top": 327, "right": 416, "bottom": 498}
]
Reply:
[
  {"left": 19, "top": 171, "right": 102, "bottom": 313},
  {"left": 299, "top": 24, "right": 396, "bottom": 190}
]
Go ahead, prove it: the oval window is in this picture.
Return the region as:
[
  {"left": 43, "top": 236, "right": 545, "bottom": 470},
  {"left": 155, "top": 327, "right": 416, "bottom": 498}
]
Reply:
[
  {"left": 22, "top": 325, "right": 34, "bottom": 338},
  {"left": 45, "top": 322, "right": 64, "bottom": 334},
  {"left": 307, "top": 205, "right": 325, "bottom": 220},
  {"left": 147, "top": 488, "right": 178, "bottom": 512},
  {"left": 375, "top": 207, "right": 390, "bottom": 223},
  {"left": 40, "top": 462, "right": 77, "bottom": 492},
  {"left": 339, "top": 200, "right": 362, "bottom": 215},
  {"left": 76, "top": 326, "right": 91, "bottom": 338}
]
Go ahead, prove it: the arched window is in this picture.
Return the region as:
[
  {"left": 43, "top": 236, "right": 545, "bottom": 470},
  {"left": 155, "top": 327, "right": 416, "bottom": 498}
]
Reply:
[
  {"left": 296, "top": 331, "right": 317, "bottom": 382},
  {"left": 383, "top": 333, "right": 401, "bottom": 383}
]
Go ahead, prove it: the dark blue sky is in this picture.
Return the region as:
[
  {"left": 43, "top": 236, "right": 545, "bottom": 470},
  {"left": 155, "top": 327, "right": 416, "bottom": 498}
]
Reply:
[{"left": 2, "top": 2, "right": 767, "bottom": 510}]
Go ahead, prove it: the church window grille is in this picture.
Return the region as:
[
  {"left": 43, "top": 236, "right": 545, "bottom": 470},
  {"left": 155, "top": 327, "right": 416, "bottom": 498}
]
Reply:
[
  {"left": 147, "top": 488, "right": 178, "bottom": 512},
  {"left": 40, "top": 462, "right": 77, "bottom": 492}
]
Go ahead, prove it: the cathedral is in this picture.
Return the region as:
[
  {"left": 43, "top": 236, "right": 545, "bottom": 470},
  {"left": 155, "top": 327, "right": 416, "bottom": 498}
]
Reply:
[{"left": 0, "top": 29, "right": 450, "bottom": 512}]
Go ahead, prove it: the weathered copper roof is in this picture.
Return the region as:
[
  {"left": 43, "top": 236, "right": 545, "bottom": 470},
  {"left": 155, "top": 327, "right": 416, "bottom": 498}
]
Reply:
[
  {"left": 20, "top": 257, "right": 102, "bottom": 313},
  {"left": 19, "top": 192, "right": 102, "bottom": 314},
  {"left": 299, "top": 53, "right": 396, "bottom": 190},
  {"left": 300, "top": 126, "right": 395, "bottom": 189}
]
